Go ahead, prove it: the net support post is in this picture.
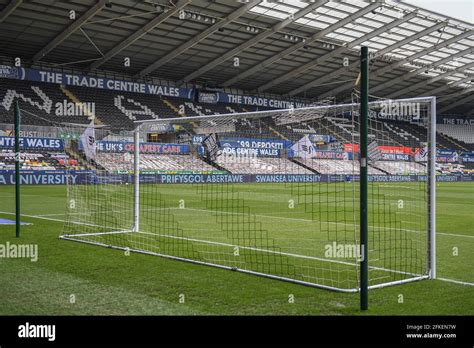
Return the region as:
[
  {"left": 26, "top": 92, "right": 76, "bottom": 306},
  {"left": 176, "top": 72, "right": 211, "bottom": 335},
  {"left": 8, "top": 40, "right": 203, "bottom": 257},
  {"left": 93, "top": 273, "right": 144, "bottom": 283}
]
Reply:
[
  {"left": 428, "top": 96, "right": 436, "bottom": 279},
  {"left": 133, "top": 127, "right": 140, "bottom": 232},
  {"left": 14, "top": 101, "right": 21, "bottom": 238},
  {"left": 360, "top": 46, "right": 369, "bottom": 311}
]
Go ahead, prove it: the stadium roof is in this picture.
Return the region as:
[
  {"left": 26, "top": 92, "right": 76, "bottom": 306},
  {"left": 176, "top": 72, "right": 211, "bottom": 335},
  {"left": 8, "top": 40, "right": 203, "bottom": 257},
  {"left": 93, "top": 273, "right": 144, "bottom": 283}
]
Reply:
[{"left": 0, "top": 0, "right": 473, "bottom": 115}]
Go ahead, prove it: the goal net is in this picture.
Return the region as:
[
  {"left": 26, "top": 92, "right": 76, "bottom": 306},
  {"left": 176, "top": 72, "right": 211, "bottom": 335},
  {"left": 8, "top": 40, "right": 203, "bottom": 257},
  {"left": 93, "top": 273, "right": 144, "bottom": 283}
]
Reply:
[{"left": 60, "top": 96, "right": 436, "bottom": 292}]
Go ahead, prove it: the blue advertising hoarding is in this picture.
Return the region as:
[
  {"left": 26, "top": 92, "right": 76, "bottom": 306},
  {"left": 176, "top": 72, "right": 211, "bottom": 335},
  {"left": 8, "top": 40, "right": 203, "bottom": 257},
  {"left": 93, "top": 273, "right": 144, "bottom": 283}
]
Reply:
[
  {"left": 0, "top": 136, "right": 64, "bottom": 150},
  {"left": 1, "top": 170, "right": 472, "bottom": 185},
  {"left": 0, "top": 65, "right": 193, "bottom": 99},
  {"left": 96, "top": 141, "right": 189, "bottom": 154}
]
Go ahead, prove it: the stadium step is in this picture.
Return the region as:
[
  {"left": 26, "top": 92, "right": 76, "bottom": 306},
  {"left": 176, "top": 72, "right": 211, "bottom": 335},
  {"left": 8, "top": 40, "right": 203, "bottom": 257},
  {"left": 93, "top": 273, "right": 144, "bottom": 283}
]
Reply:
[
  {"left": 290, "top": 158, "right": 321, "bottom": 174},
  {"left": 64, "top": 147, "right": 101, "bottom": 171},
  {"left": 438, "top": 132, "right": 468, "bottom": 152},
  {"left": 268, "top": 126, "right": 289, "bottom": 141},
  {"left": 163, "top": 98, "right": 184, "bottom": 116},
  {"left": 369, "top": 164, "right": 390, "bottom": 175}
]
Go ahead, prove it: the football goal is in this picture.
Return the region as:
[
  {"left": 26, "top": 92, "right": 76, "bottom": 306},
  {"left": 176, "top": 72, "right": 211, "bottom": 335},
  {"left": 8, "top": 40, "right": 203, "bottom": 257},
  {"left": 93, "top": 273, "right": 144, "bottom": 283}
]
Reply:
[{"left": 60, "top": 95, "right": 436, "bottom": 297}]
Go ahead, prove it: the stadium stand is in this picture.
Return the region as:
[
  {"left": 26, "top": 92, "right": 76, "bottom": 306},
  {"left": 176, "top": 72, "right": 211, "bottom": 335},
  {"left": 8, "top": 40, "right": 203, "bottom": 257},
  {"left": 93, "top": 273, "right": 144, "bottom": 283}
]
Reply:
[
  {"left": 63, "top": 86, "right": 277, "bottom": 131},
  {"left": 216, "top": 155, "right": 312, "bottom": 175},
  {"left": 437, "top": 125, "right": 474, "bottom": 151},
  {"left": 2, "top": 78, "right": 471, "bottom": 154},
  {"left": 372, "top": 161, "right": 426, "bottom": 175},
  {"left": 94, "top": 152, "right": 216, "bottom": 173},
  {"left": 2, "top": 78, "right": 473, "bottom": 179},
  {"left": 65, "top": 85, "right": 175, "bottom": 130},
  {"left": 295, "top": 158, "right": 385, "bottom": 175},
  {"left": 436, "top": 162, "right": 466, "bottom": 174},
  {"left": 0, "top": 149, "right": 82, "bottom": 170},
  {"left": 0, "top": 79, "right": 90, "bottom": 126}
]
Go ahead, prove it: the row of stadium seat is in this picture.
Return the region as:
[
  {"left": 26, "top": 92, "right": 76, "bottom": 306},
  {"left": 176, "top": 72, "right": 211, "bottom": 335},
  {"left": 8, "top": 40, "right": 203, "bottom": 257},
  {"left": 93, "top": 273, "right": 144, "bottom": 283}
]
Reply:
[
  {"left": 215, "top": 155, "right": 313, "bottom": 175},
  {"left": 372, "top": 161, "right": 426, "bottom": 175},
  {"left": 0, "top": 150, "right": 82, "bottom": 170},
  {"left": 437, "top": 125, "right": 474, "bottom": 145},
  {"left": 1, "top": 78, "right": 472, "bottom": 154},
  {"left": 296, "top": 159, "right": 385, "bottom": 175},
  {"left": 94, "top": 153, "right": 216, "bottom": 173}
]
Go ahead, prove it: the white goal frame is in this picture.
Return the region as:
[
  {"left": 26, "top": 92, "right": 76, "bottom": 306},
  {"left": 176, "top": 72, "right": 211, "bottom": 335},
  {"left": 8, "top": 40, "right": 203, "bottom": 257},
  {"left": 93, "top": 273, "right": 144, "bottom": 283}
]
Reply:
[{"left": 60, "top": 96, "right": 437, "bottom": 293}]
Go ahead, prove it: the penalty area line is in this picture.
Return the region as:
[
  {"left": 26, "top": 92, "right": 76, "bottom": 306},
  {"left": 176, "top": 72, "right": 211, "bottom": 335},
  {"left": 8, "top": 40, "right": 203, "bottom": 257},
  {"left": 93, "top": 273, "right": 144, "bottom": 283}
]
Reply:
[
  {"left": 2, "top": 211, "right": 472, "bottom": 287},
  {"left": 0, "top": 210, "right": 473, "bottom": 240},
  {"left": 437, "top": 278, "right": 474, "bottom": 286}
]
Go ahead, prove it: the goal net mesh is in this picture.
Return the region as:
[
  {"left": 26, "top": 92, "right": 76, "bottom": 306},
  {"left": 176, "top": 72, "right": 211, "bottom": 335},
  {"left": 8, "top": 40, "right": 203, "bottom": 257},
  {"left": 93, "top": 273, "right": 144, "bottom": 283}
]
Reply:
[{"left": 61, "top": 97, "right": 435, "bottom": 292}]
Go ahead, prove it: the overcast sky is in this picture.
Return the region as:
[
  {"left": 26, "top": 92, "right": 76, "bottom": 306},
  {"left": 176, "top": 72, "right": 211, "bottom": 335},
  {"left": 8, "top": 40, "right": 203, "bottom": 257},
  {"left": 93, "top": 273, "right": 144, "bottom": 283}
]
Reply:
[{"left": 402, "top": 0, "right": 474, "bottom": 23}]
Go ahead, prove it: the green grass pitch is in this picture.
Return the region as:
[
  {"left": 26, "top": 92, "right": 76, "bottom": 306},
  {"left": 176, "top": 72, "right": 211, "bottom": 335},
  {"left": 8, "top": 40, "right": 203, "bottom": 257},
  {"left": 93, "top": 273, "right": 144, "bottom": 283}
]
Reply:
[{"left": 0, "top": 182, "right": 473, "bottom": 315}]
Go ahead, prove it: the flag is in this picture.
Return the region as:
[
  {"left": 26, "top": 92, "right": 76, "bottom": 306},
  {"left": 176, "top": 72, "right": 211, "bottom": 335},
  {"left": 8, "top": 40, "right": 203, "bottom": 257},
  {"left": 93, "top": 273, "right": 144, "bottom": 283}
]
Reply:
[
  {"left": 291, "top": 135, "right": 316, "bottom": 159},
  {"left": 368, "top": 141, "right": 382, "bottom": 162},
  {"left": 452, "top": 151, "right": 459, "bottom": 163},
  {"left": 80, "top": 121, "right": 96, "bottom": 161},
  {"left": 415, "top": 146, "right": 428, "bottom": 162}
]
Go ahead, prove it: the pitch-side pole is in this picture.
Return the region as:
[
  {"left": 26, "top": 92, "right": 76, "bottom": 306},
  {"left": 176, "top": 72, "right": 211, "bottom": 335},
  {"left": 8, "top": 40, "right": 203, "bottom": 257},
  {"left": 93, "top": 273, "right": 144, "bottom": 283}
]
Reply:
[
  {"left": 133, "top": 127, "right": 140, "bottom": 232},
  {"left": 14, "top": 101, "right": 21, "bottom": 238},
  {"left": 360, "top": 46, "right": 369, "bottom": 311},
  {"left": 429, "top": 97, "right": 436, "bottom": 279}
]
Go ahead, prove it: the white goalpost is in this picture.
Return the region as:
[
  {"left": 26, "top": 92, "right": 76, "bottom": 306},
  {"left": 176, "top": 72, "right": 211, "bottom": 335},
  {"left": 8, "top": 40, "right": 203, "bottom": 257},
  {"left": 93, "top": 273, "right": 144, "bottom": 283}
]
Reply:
[{"left": 60, "top": 96, "right": 436, "bottom": 293}]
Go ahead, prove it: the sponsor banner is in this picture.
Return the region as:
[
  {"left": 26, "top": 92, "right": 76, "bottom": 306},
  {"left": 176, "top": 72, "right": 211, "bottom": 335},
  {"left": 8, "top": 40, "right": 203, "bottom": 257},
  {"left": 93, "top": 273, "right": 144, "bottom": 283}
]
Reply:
[
  {"left": 344, "top": 144, "right": 360, "bottom": 153},
  {"left": 220, "top": 137, "right": 291, "bottom": 157},
  {"left": 308, "top": 134, "right": 335, "bottom": 143},
  {"left": 148, "top": 174, "right": 324, "bottom": 184},
  {"left": 461, "top": 153, "right": 474, "bottom": 163},
  {"left": 197, "top": 91, "right": 219, "bottom": 104},
  {"left": 0, "top": 65, "right": 193, "bottom": 99},
  {"left": 0, "top": 66, "right": 314, "bottom": 109},
  {"left": 328, "top": 142, "right": 344, "bottom": 152},
  {"left": 437, "top": 149, "right": 458, "bottom": 156},
  {"left": 0, "top": 136, "right": 64, "bottom": 150},
  {"left": 218, "top": 92, "right": 309, "bottom": 109},
  {"left": 140, "top": 123, "right": 176, "bottom": 134},
  {"left": 435, "top": 149, "right": 459, "bottom": 163},
  {"left": 116, "top": 169, "right": 227, "bottom": 175},
  {"left": 220, "top": 146, "right": 280, "bottom": 157},
  {"left": 381, "top": 153, "right": 411, "bottom": 161},
  {"left": 0, "top": 170, "right": 93, "bottom": 185},
  {"left": 346, "top": 144, "right": 413, "bottom": 155},
  {"left": 96, "top": 141, "right": 189, "bottom": 154},
  {"left": 378, "top": 145, "right": 413, "bottom": 155},
  {"left": 0, "top": 65, "right": 23, "bottom": 79},
  {"left": 220, "top": 137, "right": 292, "bottom": 149},
  {"left": 312, "top": 151, "right": 349, "bottom": 160},
  {"left": 437, "top": 156, "right": 457, "bottom": 163},
  {"left": 0, "top": 171, "right": 472, "bottom": 185},
  {"left": 439, "top": 116, "right": 474, "bottom": 126},
  {"left": 192, "top": 135, "right": 205, "bottom": 145}
]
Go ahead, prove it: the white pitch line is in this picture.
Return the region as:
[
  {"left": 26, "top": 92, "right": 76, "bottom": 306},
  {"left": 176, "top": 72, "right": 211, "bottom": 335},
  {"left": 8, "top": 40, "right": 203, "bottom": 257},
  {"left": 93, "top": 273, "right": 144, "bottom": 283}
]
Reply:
[
  {"left": 0, "top": 211, "right": 106, "bottom": 229},
  {"left": 36, "top": 213, "right": 73, "bottom": 217},
  {"left": 170, "top": 207, "right": 474, "bottom": 239},
  {"left": 1, "top": 210, "right": 472, "bottom": 287},
  {"left": 1, "top": 209, "right": 473, "bottom": 239},
  {"left": 437, "top": 277, "right": 474, "bottom": 286},
  {"left": 438, "top": 232, "right": 474, "bottom": 239}
]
